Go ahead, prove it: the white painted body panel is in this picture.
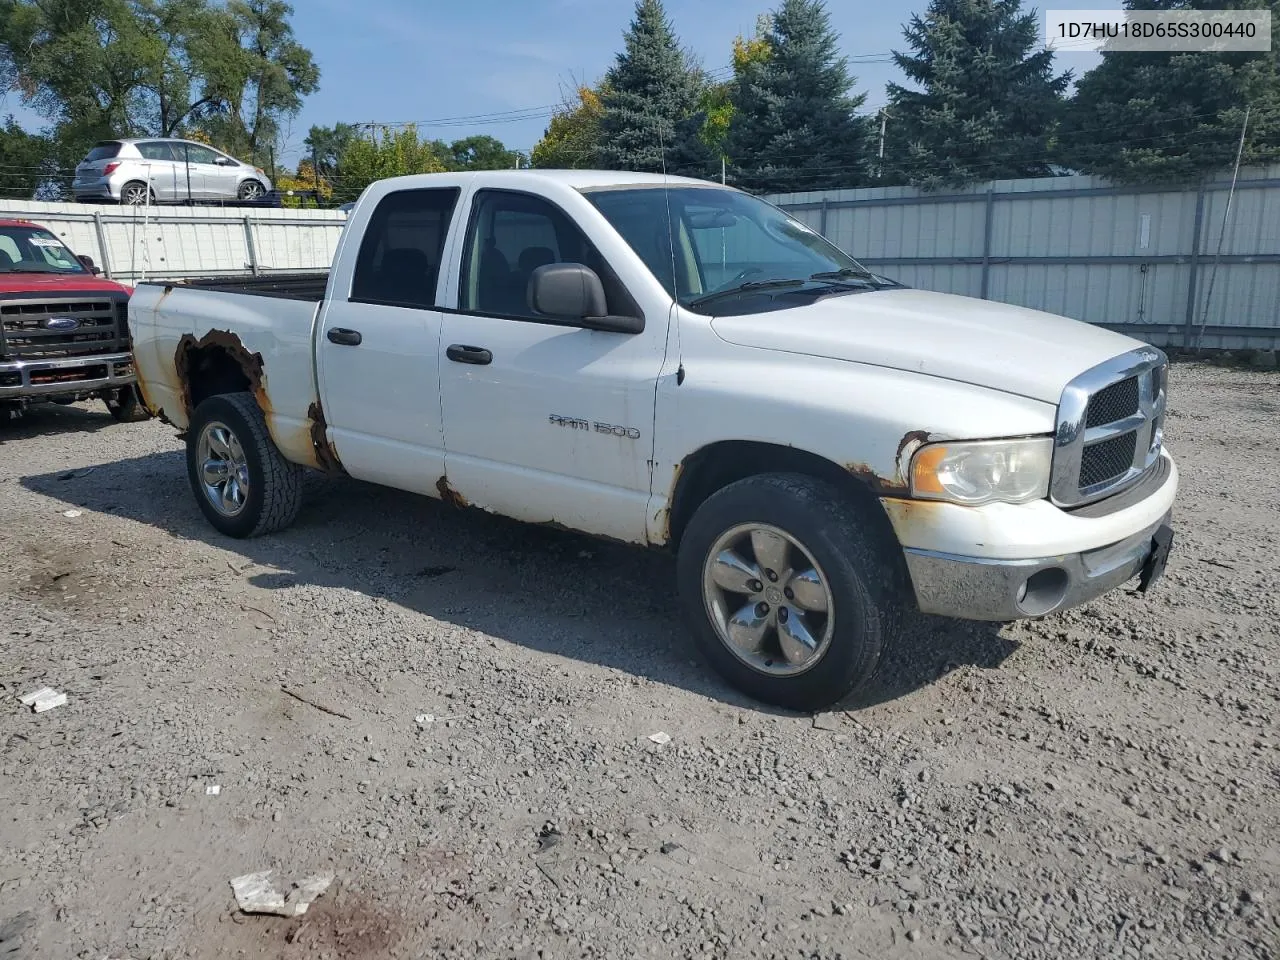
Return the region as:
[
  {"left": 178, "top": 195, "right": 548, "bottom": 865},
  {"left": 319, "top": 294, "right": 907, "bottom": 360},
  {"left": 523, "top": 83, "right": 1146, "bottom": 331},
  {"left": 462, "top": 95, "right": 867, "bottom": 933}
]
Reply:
[
  {"left": 128, "top": 170, "right": 1178, "bottom": 581},
  {"left": 709, "top": 288, "right": 1145, "bottom": 404},
  {"left": 128, "top": 283, "right": 321, "bottom": 467}
]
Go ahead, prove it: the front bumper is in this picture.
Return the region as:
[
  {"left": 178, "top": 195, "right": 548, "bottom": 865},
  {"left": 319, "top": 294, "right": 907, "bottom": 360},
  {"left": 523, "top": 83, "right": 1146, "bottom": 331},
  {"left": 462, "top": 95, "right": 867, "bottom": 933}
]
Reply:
[
  {"left": 0, "top": 352, "right": 137, "bottom": 399},
  {"left": 903, "top": 510, "right": 1173, "bottom": 621}
]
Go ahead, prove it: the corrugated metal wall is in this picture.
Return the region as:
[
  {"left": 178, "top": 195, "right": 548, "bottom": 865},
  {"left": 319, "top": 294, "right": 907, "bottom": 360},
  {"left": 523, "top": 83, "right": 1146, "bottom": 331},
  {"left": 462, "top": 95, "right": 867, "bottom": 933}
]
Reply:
[
  {"left": 0, "top": 199, "right": 345, "bottom": 282},
  {"left": 768, "top": 166, "right": 1280, "bottom": 351}
]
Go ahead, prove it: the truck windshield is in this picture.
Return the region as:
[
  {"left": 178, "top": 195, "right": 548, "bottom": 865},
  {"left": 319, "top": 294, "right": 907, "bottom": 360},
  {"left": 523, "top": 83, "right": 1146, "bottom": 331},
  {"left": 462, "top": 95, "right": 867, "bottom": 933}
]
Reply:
[
  {"left": 582, "top": 185, "right": 899, "bottom": 313},
  {"left": 0, "top": 226, "right": 87, "bottom": 274}
]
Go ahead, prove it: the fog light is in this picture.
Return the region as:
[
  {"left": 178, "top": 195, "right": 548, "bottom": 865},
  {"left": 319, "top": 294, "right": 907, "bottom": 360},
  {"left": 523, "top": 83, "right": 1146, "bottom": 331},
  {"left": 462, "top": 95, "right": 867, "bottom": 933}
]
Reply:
[{"left": 1016, "top": 567, "right": 1069, "bottom": 617}]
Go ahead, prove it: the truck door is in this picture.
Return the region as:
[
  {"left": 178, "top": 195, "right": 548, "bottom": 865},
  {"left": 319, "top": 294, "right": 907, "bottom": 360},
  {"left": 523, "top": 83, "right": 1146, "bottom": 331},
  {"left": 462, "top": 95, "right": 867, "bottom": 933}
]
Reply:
[
  {"left": 437, "top": 188, "right": 665, "bottom": 544},
  {"left": 315, "top": 186, "right": 460, "bottom": 495}
]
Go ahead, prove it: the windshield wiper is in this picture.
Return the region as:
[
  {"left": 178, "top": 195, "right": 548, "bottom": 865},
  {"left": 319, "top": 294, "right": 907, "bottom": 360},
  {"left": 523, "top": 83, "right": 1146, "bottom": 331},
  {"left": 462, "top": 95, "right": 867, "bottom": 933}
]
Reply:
[
  {"left": 810, "top": 268, "right": 901, "bottom": 288},
  {"left": 688, "top": 278, "right": 806, "bottom": 308},
  {"left": 4, "top": 266, "right": 67, "bottom": 274}
]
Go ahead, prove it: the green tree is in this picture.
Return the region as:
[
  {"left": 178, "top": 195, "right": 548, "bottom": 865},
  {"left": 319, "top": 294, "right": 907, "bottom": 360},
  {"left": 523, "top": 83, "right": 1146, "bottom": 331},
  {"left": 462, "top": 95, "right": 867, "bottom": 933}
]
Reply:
[
  {"left": 449, "top": 134, "right": 521, "bottom": 170},
  {"left": 0, "top": 0, "right": 319, "bottom": 179},
  {"left": 698, "top": 23, "right": 773, "bottom": 160},
  {"left": 597, "top": 0, "right": 705, "bottom": 173},
  {"left": 1059, "top": 0, "right": 1280, "bottom": 183},
  {"left": 0, "top": 118, "right": 51, "bottom": 198},
  {"left": 333, "top": 125, "right": 447, "bottom": 204},
  {"left": 725, "top": 0, "right": 873, "bottom": 193},
  {"left": 305, "top": 122, "right": 359, "bottom": 178},
  {"left": 531, "top": 83, "right": 606, "bottom": 169},
  {"left": 196, "top": 0, "right": 319, "bottom": 167}
]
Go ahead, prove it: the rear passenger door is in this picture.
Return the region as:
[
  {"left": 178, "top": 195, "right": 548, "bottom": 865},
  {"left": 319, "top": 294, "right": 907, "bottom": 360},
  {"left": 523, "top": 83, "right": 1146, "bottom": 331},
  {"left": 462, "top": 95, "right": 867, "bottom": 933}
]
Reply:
[
  {"left": 135, "top": 141, "right": 180, "bottom": 201},
  {"left": 316, "top": 187, "right": 460, "bottom": 495}
]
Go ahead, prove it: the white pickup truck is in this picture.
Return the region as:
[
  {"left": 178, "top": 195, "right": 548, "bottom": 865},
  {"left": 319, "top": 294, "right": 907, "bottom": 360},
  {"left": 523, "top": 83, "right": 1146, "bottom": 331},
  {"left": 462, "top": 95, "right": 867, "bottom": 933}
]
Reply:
[{"left": 129, "top": 170, "right": 1177, "bottom": 709}]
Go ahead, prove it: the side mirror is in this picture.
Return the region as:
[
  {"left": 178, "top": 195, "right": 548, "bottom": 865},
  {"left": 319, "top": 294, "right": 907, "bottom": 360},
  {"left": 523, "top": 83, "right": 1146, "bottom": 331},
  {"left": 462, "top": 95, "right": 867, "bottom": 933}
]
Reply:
[
  {"left": 77, "top": 254, "right": 101, "bottom": 275},
  {"left": 528, "top": 263, "right": 643, "bottom": 334}
]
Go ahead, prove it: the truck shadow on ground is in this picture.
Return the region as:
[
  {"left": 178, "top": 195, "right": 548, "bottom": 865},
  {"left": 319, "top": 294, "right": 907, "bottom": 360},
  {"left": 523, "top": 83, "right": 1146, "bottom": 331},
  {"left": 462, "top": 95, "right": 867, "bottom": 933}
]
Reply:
[
  {"left": 0, "top": 403, "right": 121, "bottom": 441},
  {"left": 23, "top": 452, "right": 1018, "bottom": 714}
]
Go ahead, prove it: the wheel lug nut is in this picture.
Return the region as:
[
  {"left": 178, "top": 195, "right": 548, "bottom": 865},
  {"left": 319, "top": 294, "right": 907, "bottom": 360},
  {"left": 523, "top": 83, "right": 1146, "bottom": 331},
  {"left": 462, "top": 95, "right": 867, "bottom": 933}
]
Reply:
[
  {"left": 756, "top": 602, "right": 770, "bottom": 617},
  {"left": 749, "top": 579, "right": 763, "bottom": 593},
  {"left": 766, "top": 570, "right": 779, "bottom": 582},
  {"left": 784, "top": 587, "right": 794, "bottom": 600},
  {"left": 779, "top": 606, "right": 789, "bottom": 623}
]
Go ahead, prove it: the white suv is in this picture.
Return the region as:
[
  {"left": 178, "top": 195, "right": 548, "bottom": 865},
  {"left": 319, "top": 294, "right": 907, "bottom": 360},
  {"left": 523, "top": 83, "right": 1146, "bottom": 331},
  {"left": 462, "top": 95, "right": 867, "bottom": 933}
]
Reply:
[{"left": 73, "top": 138, "right": 273, "bottom": 205}]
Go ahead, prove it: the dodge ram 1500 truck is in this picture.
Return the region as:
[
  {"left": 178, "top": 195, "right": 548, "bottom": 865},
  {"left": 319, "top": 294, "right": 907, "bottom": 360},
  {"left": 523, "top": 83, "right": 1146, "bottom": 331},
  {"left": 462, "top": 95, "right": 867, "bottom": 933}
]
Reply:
[
  {"left": 128, "top": 171, "right": 1177, "bottom": 710},
  {"left": 0, "top": 218, "right": 149, "bottom": 422}
]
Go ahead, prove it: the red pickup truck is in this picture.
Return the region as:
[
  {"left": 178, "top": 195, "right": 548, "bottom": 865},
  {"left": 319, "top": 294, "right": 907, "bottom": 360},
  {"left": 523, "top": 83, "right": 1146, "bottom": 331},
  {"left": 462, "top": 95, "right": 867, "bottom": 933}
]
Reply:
[{"left": 0, "top": 218, "right": 149, "bottom": 422}]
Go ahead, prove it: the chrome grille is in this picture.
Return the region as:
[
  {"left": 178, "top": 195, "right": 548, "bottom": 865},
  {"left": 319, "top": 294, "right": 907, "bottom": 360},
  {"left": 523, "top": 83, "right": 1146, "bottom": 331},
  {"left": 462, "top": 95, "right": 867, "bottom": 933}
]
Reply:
[
  {"left": 1085, "top": 376, "right": 1139, "bottom": 428},
  {"left": 0, "top": 298, "right": 128, "bottom": 360},
  {"left": 1050, "top": 347, "right": 1168, "bottom": 507},
  {"left": 1079, "top": 433, "right": 1138, "bottom": 488}
]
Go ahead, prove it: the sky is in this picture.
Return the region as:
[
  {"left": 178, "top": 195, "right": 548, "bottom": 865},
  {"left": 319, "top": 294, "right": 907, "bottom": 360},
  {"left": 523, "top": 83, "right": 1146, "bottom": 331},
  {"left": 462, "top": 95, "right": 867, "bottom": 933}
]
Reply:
[{"left": 1, "top": 0, "right": 1112, "bottom": 168}]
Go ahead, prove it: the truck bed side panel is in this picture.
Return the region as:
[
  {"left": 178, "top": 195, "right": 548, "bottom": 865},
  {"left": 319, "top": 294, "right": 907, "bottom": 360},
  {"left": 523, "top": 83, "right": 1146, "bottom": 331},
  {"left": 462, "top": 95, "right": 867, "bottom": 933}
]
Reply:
[{"left": 130, "top": 283, "right": 325, "bottom": 469}]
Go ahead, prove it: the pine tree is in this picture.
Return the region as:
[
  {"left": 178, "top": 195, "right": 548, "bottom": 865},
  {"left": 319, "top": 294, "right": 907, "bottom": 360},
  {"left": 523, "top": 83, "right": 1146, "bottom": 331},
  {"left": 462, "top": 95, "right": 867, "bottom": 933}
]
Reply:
[
  {"left": 724, "top": 0, "right": 872, "bottom": 194},
  {"left": 1059, "top": 0, "right": 1280, "bottom": 184},
  {"left": 886, "top": 0, "right": 1070, "bottom": 190},
  {"left": 597, "top": 0, "right": 705, "bottom": 174}
]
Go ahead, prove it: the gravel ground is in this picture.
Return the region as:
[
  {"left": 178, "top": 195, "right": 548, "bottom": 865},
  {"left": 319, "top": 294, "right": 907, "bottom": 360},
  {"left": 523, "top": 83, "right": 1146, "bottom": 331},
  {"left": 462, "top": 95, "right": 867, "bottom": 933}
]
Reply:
[{"left": 0, "top": 362, "right": 1277, "bottom": 960}]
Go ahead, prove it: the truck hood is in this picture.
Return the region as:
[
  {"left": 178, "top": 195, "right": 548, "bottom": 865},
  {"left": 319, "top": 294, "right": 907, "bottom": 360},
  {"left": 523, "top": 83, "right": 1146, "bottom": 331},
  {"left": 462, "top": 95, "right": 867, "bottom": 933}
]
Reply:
[
  {"left": 709, "top": 288, "right": 1143, "bottom": 404},
  {"left": 0, "top": 273, "right": 131, "bottom": 296}
]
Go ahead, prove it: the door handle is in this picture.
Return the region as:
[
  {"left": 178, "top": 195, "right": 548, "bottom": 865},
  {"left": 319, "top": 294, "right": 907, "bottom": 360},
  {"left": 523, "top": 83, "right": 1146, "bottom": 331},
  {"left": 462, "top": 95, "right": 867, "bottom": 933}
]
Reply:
[
  {"left": 327, "top": 327, "right": 362, "bottom": 346},
  {"left": 446, "top": 344, "right": 492, "bottom": 365}
]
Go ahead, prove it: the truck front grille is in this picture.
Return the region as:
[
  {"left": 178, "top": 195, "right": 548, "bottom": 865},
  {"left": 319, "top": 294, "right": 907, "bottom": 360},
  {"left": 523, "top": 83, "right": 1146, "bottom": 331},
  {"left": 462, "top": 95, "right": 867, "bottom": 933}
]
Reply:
[
  {"left": 0, "top": 299, "right": 127, "bottom": 360},
  {"left": 1050, "top": 348, "right": 1167, "bottom": 507},
  {"left": 1085, "top": 376, "right": 1140, "bottom": 428}
]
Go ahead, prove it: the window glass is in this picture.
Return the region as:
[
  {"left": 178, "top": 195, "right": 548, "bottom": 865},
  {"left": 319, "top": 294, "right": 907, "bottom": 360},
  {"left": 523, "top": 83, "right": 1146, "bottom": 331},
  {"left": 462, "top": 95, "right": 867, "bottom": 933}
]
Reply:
[
  {"left": 137, "top": 141, "right": 177, "bottom": 162},
  {"left": 585, "top": 186, "right": 887, "bottom": 313},
  {"left": 0, "top": 227, "right": 83, "bottom": 272},
  {"left": 350, "top": 188, "right": 460, "bottom": 308},
  {"left": 85, "top": 142, "right": 122, "bottom": 162},
  {"left": 181, "top": 144, "right": 219, "bottom": 165},
  {"left": 460, "top": 190, "right": 630, "bottom": 320}
]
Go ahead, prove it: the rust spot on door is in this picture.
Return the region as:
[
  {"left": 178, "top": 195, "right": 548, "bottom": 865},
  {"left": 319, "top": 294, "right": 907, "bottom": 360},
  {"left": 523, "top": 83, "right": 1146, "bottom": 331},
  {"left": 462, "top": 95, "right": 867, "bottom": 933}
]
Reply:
[
  {"left": 305, "top": 401, "right": 344, "bottom": 473},
  {"left": 435, "top": 475, "right": 469, "bottom": 509}
]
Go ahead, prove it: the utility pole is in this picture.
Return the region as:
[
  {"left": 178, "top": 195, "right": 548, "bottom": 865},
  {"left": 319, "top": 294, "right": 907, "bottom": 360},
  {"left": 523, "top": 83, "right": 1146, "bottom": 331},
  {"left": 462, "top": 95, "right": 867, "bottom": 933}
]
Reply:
[
  {"left": 720, "top": 155, "right": 726, "bottom": 185},
  {"left": 877, "top": 108, "right": 889, "bottom": 181}
]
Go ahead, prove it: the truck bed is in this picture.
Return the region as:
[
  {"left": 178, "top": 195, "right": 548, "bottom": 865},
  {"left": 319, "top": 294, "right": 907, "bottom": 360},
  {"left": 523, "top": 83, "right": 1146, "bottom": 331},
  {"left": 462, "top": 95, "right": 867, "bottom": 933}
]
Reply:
[{"left": 165, "top": 272, "right": 329, "bottom": 302}]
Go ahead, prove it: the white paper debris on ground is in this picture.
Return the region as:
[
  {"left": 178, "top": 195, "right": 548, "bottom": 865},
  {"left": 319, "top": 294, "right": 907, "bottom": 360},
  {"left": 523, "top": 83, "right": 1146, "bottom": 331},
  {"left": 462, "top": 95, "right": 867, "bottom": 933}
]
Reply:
[
  {"left": 206, "top": 785, "right": 222, "bottom": 796},
  {"left": 230, "top": 870, "right": 335, "bottom": 918},
  {"left": 648, "top": 732, "right": 671, "bottom": 745},
  {"left": 18, "top": 688, "right": 67, "bottom": 713},
  {"left": 61, "top": 509, "right": 82, "bottom": 518}
]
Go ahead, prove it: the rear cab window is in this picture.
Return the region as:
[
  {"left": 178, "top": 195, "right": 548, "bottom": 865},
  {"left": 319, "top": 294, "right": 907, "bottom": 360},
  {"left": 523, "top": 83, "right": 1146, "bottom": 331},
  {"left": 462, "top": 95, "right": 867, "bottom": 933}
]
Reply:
[{"left": 350, "top": 188, "right": 460, "bottom": 309}]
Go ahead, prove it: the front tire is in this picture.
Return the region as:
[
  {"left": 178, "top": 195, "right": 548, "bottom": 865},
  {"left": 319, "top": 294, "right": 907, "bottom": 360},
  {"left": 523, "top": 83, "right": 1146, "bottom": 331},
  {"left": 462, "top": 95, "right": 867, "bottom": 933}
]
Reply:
[
  {"left": 676, "top": 473, "right": 903, "bottom": 711},
  {"left": 185, "top": 392, "right": 303, "bottom": 538},
  {"left": 105, "top": 384, "right": 152, "bottom": 423},
  {"left": 238, "top": 179, "right": 265, "bottom": 202}
]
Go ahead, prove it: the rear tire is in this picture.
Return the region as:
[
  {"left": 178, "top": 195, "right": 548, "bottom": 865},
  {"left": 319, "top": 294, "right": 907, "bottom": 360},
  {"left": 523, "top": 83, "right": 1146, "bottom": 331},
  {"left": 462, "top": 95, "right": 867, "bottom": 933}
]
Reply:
[
  {"left": 185, "top": 392, "right": 303, "bottom": 538},
  {"left": 120, "top": 181, "right": 153, "bottom": 206},
  {"left": 105, "top": 384, "right": 152, "bottom": 423},
  {"left": 676, "top": 473, "right": 903, "bottom": 711}
]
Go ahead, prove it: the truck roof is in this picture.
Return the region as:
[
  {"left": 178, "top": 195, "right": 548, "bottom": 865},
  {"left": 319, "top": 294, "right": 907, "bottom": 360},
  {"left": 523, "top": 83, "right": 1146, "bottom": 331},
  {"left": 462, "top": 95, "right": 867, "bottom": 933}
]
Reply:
[{"left": 374, "top": 169, "right": 730, "bottom": 191}]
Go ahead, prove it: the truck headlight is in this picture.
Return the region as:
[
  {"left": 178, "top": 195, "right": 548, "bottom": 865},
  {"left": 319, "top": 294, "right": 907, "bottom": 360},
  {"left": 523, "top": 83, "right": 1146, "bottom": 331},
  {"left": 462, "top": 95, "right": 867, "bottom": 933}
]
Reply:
[{"left": 910, "top": 438, "right": 1053, "bottom": 506}]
